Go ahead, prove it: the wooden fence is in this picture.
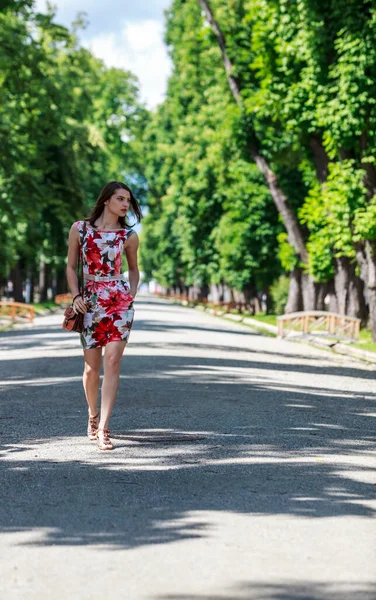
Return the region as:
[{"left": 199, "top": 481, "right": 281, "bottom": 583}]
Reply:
[
  {"left": 55, "top": 293, "right": 73, "bottom": 306},
  {"left": 153, "top": 293, "right": 257, "bottom": 313},
  {"left": 0, "top": 301, "right": 35, "bottom": 322},
  {"left": 277, "top": 311, "right": 360, "bottom": 341}
]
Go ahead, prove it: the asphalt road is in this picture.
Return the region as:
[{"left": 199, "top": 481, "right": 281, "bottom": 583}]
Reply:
[{"left": 0, "top": 297, "right": 375, "bottom": 600}]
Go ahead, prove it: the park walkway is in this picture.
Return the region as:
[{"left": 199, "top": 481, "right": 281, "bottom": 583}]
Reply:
[{"left": 0, "top": 297, "right": 375, "bottom": 600}]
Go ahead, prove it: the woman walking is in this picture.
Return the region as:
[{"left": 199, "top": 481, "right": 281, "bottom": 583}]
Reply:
[{"left": 66, "top": 181, "right": 142, "bottom": 450}]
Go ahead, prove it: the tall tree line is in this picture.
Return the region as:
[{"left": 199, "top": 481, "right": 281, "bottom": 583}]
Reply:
[
  {"left": 0, "top": 0, "right": 148, "bottom": 302},
  {"left": 140, "top": 0, "right": 376, "bottom": 338}
]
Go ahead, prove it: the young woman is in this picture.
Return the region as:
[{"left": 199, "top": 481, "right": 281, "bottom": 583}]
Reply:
[{"left": 66, "top": 181, "right": 142, "bottom": 450}]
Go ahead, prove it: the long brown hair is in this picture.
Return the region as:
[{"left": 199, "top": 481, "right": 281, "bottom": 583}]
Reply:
[{"left": 86, "top": 181, "right": 143, "bottom": 228}]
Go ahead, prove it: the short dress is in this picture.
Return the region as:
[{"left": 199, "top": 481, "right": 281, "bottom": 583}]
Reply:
[{"left": 73, "top": 220, "right": 135, "bottom": 350}]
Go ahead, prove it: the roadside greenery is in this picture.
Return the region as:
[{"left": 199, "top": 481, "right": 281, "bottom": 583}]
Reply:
[
  {"left": 0, "top": 0, "right": 148, "bottom": 301},
  {"left": 140, "top": 0, "right": 376, "bottom": 340},
  {"left": 3, "top": 1, "right": 376, "bottom": 341}
]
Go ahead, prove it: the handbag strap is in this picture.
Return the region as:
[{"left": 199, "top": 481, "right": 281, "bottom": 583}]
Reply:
[{"left": 79, "top": 221, "right": 87, "bottom": 295}]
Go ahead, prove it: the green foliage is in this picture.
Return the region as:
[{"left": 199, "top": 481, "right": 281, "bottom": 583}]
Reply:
[
  {"left": 217, "top": 0, "right": 376, "bottom": 291},
  {"left": 270, "top": 275, "right": 290, "bottom": 315},
  {"left": 140, "top": 0, "right": 281, "bottom": 293},
  {"left": 299, "top": 160, "right": 368, "bottom": 280},
  {"left": 141, "top": 0, "right": 376, "bottom": 305},
  {"left": 212, "top": 160, "right": 280, "bottom": 291},
  {"left": 5, "top": 0, "right": 376, "bottom": 315},
  {"left": 277, "top": 232, "right": 300, "bottom": 272},
  {"left": 0, "top": 1, "right": 147, "bottom": 280},
  {"left": 354, "top": 196, "right": 376, "bottom": 241}
]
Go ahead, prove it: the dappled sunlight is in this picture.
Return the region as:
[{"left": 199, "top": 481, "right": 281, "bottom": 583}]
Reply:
[
  {"left": 156, "top": 580, "right": 376, "bottom": 600},
  {"left": 0, "top": 298, "right": 375, "bottom": 554}
]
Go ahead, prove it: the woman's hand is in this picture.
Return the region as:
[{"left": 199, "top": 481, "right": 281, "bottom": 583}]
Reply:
[{"left": 73, "top": 296, "right": 87, "bottom": 314}]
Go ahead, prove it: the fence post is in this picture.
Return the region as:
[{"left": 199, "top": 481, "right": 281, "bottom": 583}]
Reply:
[{"left": 303, "top": 314, "right": 309, "bottom": 334}]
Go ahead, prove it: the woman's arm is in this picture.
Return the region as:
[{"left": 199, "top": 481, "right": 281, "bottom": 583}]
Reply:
[
  {"left": 66, "top": 224, "right": 87, "bottom": 313},
  {"left": 125, "top": 232, "right": 140, "bottom": 298}
]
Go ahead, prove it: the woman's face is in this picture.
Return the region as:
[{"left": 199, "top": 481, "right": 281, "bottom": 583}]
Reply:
[{"left": 107, "top": 188, "right": 131, "bottom": 216}]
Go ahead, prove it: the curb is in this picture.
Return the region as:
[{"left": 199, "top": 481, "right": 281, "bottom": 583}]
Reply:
[
  {"left": 0, "top": 306, "right": 63, "bottom": 332},
  {"left": 332, "top": 342, "right": 376, "bottom": 364},
  {"left": 34, "top": 306, "right": 63, "bottom": 317},
  {"left": 167, "top": 297, "right": 376, "bottom": 365}
]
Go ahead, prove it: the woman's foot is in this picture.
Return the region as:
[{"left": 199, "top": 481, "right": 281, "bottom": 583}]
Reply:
[
  {"left": 97, "top": 428, "right": 113, "bottom": 451},
  {"left": 87, "top": 412, "right": 99, "bottom": 440}
]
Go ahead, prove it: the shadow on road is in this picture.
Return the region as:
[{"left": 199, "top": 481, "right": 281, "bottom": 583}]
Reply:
[
  {"left": 156, "top": 581, "right": 376, "bottom": 600},
  {"left": 0, "top": 298, "right": 375, "bottom": 557}
]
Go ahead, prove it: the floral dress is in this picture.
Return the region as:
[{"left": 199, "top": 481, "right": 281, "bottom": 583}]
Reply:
[{"left": 73, "top": 221, "right": 135, "bottom": 350}]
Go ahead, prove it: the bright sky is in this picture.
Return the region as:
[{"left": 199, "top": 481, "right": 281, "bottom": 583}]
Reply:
[{"left": 34, "top": 0, "right": 173, "bottom": 109}]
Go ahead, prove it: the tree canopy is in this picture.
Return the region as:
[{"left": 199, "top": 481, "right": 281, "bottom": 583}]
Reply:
[
  {"left": 139, "top": 0, "right": 376, "bottom": 335},
  {"left": 3, "top": 0, "right": 376, "bottom": 336},
  {"left": 0, "top": 0, "right": 148, "bottom": 297}
]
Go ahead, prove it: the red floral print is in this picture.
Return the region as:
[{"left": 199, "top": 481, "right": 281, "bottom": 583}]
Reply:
[
  {"left": 91, "top": 317, "right": 123, "bottom": 345},
  {"left": 114, "top": 252, "right": 122, "bottom": 272},
  {"left": 98, "top": 290, "right": 131, "bottom": 316},
  {"left": 73, "top": 221, "right": 135, "bottom": 349}
]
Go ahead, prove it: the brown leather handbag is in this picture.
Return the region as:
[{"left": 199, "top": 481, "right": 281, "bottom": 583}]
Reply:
[
  {"left": 62, "top": 305, "right": 84, "bottom": 332},
  {"left": 62, "top": 221, "right": 87, "bottom": 333}
]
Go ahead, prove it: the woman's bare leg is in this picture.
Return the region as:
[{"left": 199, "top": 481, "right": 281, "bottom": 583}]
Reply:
[
  {"left": 83, "top": 348, "right": 102, "bottom": 417},
  {"left": 99, "top": 340, "right": 127, "bottom": 430}
]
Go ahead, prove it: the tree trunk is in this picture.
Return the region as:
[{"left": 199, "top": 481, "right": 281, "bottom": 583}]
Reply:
[
  {"left": 188, "top": 286, "right": 196, "bottom": 301},
  {"left": 198, "top": 284, "right": 209, "bottom": 302},
  {"left": 242, "top": 283, "right": 256, "bottom": 303},
  {"left": 262, "top": 289, "right": 272, "bottom": 314},
  {"left": 252, "top": 296, "right": 261, "bottom": 314},
  {"left": 367, "top": 286, "right": 376, "bottom": 341},
  {"left": 334, "top": 257, "right": 349, "bottom": 315},
  {"left": 315, "top": 282, "right": 328, "bottom": 311},
  {"left": 364, "top": 241, "right": 376, "bottom": 340},
  {"left": 210, "top": 283, "right": 221, "bottom": 303},
  {"left": 39, "top": 260, "right": 50, "bottom": 302},
  {"left": 197, "top": 0, "right": 308, "bottom": 264},
  {"left": 24, "top": 269, "right": 32, "bottom": 303},
  {"left": 285, "top": 268, "right": 303, "bottom": 313},
  {"left": 334, "top": 256, "right": 368, "bottom": 322},
  {"left": 359, "top": 133, "right": 376, "bottom": 337},
  {"left": 10, "top": 262, "right": 23, "bottom": 302},
  {"left": 301, "top": 273, "right": 317, "bottom": 311},
  {"left": 326, "top": 279, "right": 338, "bottom": 313},
  {"left": 29, "top": 272, "right": 35, "bottom": 304},
  {"left": 301, "top": 275, "right": 334, "bottom": 312},
  {"left": 237, "top": 283, "right": 259, "bottom": 313},
  {"left": 55, "top": 266, "right": 67, "bottom": 295}
]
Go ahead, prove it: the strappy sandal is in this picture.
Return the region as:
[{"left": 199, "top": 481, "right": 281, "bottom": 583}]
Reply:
[
  {"left": 97, "top": 428, "right": 113, "bottom": 451},
  {"left": 87, "top": 412, "right": 99, "bottom": 441}
]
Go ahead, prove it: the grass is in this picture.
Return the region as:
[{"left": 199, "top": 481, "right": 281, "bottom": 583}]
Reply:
[
  {"left": 163, "top": 296, "right": 376, "bottom": 353},
  {"left": 228, "top": 312, "right": 376, "bottom": 352},
  {"left": 354, "top": 342, "right": 376, "bottom": 352},
  {"left": 171, "top": 299, "right": 279, "bottom": 326},
  {"left": 243, "top": 313, "right": 278, "bottom": 326},
  {"left": 250, "top": 314, "right": 376, "bottom": 352},
  {"left": 353, "top": 328, "right": 376, "bottom": 353},
  {"left": 0, "top": 300, "right": 60, "bottom": 329},
  {"left": 32, "top": 301, "right": 60, "bottom": 313}
]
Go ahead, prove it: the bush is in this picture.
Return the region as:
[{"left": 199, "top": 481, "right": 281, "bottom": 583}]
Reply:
[{"left": 270, "top": 275, "right": 290, "bottom": 315}]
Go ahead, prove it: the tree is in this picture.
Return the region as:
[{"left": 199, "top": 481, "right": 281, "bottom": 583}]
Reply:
[
  {"left": 140, "top": 0, "right": 281, "bottom": 302},
  {"left": 0, "top": 1, "right": 148, "bottom": 299}
]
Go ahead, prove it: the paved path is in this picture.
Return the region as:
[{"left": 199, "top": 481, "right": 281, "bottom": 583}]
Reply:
[{"left": 0, "top": 297, "right": 375, "bottom": 600}]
